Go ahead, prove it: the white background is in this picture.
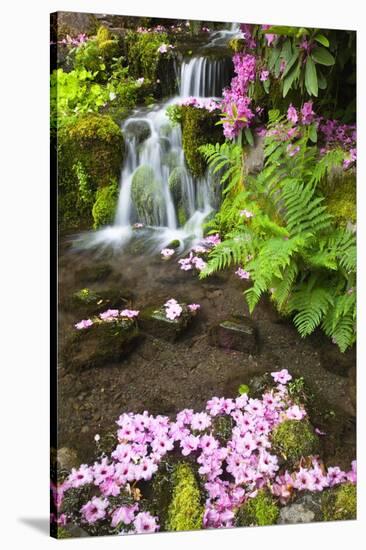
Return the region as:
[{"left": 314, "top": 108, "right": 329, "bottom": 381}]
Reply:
[{"left": 1, "top": 0, "right": 365, "bottom": 548}]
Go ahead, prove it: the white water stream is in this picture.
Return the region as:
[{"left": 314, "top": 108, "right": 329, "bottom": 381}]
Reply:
[{"left": 76, "top": 24, "right": 241, "bottom": 251}]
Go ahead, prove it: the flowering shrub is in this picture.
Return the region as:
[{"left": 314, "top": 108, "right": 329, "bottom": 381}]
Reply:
[{"left": 52, "top": 370, "right": 356, "bottom": 535}]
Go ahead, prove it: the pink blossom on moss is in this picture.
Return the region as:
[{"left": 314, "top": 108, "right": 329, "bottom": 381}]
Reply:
[
  {"left": 75, "top": 319, "right": 93, "bottom": 330},
  {"left": 100, "top": 309, "right": 119, "bottom": 321},
  {"left": 120, "top": 309, "right": 139, "bottom": 319}
]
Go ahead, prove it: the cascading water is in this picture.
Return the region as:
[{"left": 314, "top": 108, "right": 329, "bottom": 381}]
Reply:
[{"left": 77, "top": 26, "right": 236, "bottom": 251}]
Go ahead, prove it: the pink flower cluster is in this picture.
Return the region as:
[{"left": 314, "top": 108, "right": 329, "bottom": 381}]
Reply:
[
  {"left": 161, "top": 248, "right": 175, "bottom": 258},
  {"left": 53, "top": 33, "right": 88, "bottom": 47},
  {"left": 180, "top": 97, "right": 220, "bottom": 113},
  {"left": 157, "top": 44, "right": 174, "bottom": 54},
  {"left": 178, "top": 252, "right": 207, "bottom": 272},
  {"left": 53, "top": 369, "right": 356, "bottom": 533},
  {"left": 74, "top": 309, "right": 139, "bottom": 330},
  {"left": 221, "top": 53, "right": 257, "bottom": 139},
  {"left": 287, "top": 101, "right": 316, "bottom": 126},
  {"left": 164, "top": 298, "right": 183, "bottom": 320}
]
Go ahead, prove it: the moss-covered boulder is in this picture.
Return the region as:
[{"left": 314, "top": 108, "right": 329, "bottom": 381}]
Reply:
[
  {"left": 322, "top": 483, "right": 356, "bottom": 521},
  {"left": 92, "top": 180, "right": 119, "bottom": 228},
  {"left": 139, "top": 303, "right": 193, "bottom": 342},
  {"left": 180, "top": 106, "right": 224, "bottom": 177},
  {"left": 124, "top": 120, "right": 151, "bottom": 145},
  {"left": 131, "top": 165, "right": 164, "bottom": 225},
  {"left": 58, "top": 114, "right": 124, "bottom": 230},
  {"left": 208, "top": 316, "right": 258, "bottom": 354},
  {"left": 166, "top": 463, "right": 204, "bottom": 531},
  {"left": 65, "top": 287, "right": 133, "bottom": 318},
  {"left": 168, "top": 166, "right": 192, "bottom": 225},
  {"left": 323, "top": 169, "right": 356, "bottom": 227},
  {"left": 236, "top": 490, "right": 279, "bottom": 527},
  {"left": 271, "top": 419, "right": 319, "bottom": 465},
  {"left": 62, "top": 320, "right": 139, "bottom": 370}
]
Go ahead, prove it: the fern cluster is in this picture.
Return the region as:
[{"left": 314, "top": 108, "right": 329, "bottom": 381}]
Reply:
[{"left": 199, "top": 111, "right": 356, "bottom": 352}]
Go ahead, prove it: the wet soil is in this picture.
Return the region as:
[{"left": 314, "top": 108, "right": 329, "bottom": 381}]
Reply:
[{"left": 57, "top": 234, "right": 356, "bottom": 467}]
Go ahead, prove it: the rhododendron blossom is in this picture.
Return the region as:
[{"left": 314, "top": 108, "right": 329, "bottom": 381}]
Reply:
[{"left": 75, "top": 319, "right": 93, "bottom": 330}]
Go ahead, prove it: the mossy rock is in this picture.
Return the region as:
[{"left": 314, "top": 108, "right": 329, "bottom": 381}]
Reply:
[
  {"left": 58, "top": 114, "right": 124, "bottom": 230},
  {"left": 139, "top": 303, "right": 192, "bottom": 342},
  {"left": 271, "top": 419, "right": 319, "bottom": 465},
  {"left": 168, "top": 166, "right": 185, "bottom": 204},
  {"left": 323, "top": 169, "right": 356, "bottom": 227},
  {"left": 229, "top": 37, "right": 246, "bottom": 52},
  {"left": 131, "top": 165, "right": 164, "bottom": 225},
  {"left": 162, "top": 150, "right": 180, "bottom": 171},
  {"left": 92, "top": 180, "right": 119, "bottom": 228},
  {"left": 62, "top": 320, "right": 140, "bottom": 370},
  {"left": 180, "top": 106, "right": 224, "bottom": 177},
  {"left": 322, "top": 483, "right": 356, "bottom": 521},
  {"left": 124, "top": 120, "right": 151, "bottom": 145},
  {"left": 66, "top": 287, "right": 132, "bottom": 317},
  {"left": 236, "top": 490, "right": 279, "bottom": 527},
  {"left": 166, "top": 463, "right": 204, "bottom": 531}
]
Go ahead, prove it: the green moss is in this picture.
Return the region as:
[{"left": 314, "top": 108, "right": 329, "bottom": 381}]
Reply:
[
  {"left": 125, "top": 30, "right": 169, "bottom": 81},
  {"left": 271, "top": 419, "right": 319, "bottom": 464},
  {"left": 180, "top": 106, "right": 224, "bottom": 177},
  {"left": 229, "top": 37, "right": 246, "bottom": 52},
  {"left": 236, "top": 490, "right": 279, "bottom": 527},
  {"left": 92, "top": 180, "right": 119, "bottom": 228},
  {"left": 131, "top": 165, "right": 164, "bottom": 225},
  {"left": 324, "top": 171, "right": 356, "bottom": 227},
  {"left": 56, "top": 527, "right": 72, "bottom": 539},
  {"left": 58, "top": 114, "right": 123, "bottom": 230},
  {"left": 166, "top": 463, "right": 204, "bottom": 531},
  {"left": 168, "top": 166, "right": 184, "bottom": 204},
  {"left": 322, "top": 483, "right": 356, "bottom": 521}
]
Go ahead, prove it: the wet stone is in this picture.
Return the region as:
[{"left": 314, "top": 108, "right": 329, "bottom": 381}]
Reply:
[
  {"left": 65, "top": 288, "right": 133, "bottom": 318},
  {"left": 62, "top": 320, "right": 140, "bottom": 370},
  {"left": 123, "top": 120, "right": 151, "bottom": 145},
  {"left": 139, "top": 304, "right": 192, "bottom": 342},
  {"left": 278, "top": 493, "right": 323, "bottom": 524},
  {"left": 208, "top": 316, "right": 258, "bottom": 354}
]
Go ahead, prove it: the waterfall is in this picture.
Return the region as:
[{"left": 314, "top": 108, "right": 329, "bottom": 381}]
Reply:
[
  {"left": 79, "top": 24, "right": 237, "bottom": 250},
  {"left": 180, "top": 57, "right": 232, "bottom": 98}
]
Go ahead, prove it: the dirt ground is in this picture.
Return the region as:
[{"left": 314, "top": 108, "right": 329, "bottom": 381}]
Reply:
[{"left": 57, "top": 234, "right": 356, "bottom": 467}]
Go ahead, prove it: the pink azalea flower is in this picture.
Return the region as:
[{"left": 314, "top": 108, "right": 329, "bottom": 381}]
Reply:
[
  {"left": 81, "top": 497, "right": 109, "bottom": 524},
  {"left": 161, "top": 248, "right": 175, "bottom": 258},
  {"left": 192, "top": 245, "right": 207, "bottom": 254},
  {"left": 68, "top": 464, "right": 93, "bottom": 488},
  {"left": 301, "top": 101, "right": 315, "bottom": 125},
  {"left": 120, "top": 309, "right": 139, "bottom": 319},
  {"left": 260, "top": 69, "right": 269, "bottom": 81},
  {"left": 133, "top": 511, "right": 159, "bottom": 533},
  {"left": 235, "top": 267, "right": 250, "bottom": 280},
  {"left": 271, "top": 369, "right": 292, "bottom": 384},
  {"left": 188, "top": 303, "right": 201, "bottom": 312},
  {"left": 111, "top": 504, "right": 138, "bottom": 527},
  {"left": 287, "top": 104, "right": 298, "bottom": 124},
  {"left": 294, "top": 468, "right": 316, "bottom": 491},
  {"left": 100, "top": 309, "right": 119, "bottom": 321},
  {"left": 204, "top": 233, "right": 221, "bottom": 246},
  {"left": 181, "top": 434, "right": 200, "bottom": 456},
  {"left": 74, "top": 319, "right": 93, "bottom": 330},
  {"left": 191, "top": 412, "right": 212, "bottom": 431},
  {"left": 192, "top": 256, "right": 207, "bottom": 271},
  {"left": 286, "top": 405, "right": 306, "bottom": 420}
]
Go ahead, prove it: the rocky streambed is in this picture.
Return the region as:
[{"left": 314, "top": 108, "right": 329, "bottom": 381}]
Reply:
[{"left": 57, "top": 235, "right": 356, "bottom": 469}]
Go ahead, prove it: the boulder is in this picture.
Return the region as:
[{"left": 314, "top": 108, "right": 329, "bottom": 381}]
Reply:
[
  {"left": 63, "top": 320, "right": 140, "bottom": 369},
  {"left": 66, "top": 288, "right": 133, "bottom": 318},
  {"left": 139, "top": 304, "right": 192, "bottom": 342},
  {"left": 208, "top": 316, "right": 258, "bottom": 354},
  {"left": 278, "top": 493, "right": 323, "bottom": 524},
  {"left": 131, "top": 165, "right": 164, "bottom": 225},
  {"left": 124, "top": 120, "right": 151, "bottom": 145}
]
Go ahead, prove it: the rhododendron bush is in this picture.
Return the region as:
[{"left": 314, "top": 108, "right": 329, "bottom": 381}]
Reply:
[{"left": 51, "top": 370, "right": 356, "bottom": 535}]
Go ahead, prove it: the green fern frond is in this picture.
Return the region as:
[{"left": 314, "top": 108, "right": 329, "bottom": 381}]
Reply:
[{"left": 288, "top": 284, "right": 334, "bottom": 337}]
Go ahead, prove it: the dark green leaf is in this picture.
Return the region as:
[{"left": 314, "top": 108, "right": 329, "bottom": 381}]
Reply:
[
  {"left": 314, "top": 34, "right": 330, "bottom": 47},
  {"left": 309, "top": 125, "right": 318, "bottom": 143},
  {"left": 311, "top": 46, "right": 335, "bottom": 66},
  {"left": 281, "top": 51, "right": 299, "bottom": 78},
  {"left": 317, "top": 69, "right": 327, "bottom": 90},
  {"left": 263, "top": 78, "right": 270, "bottom": 93},
  {"left": 283, "top": 62, "right": 300, "bottom": 97},
  {"left": 305, "top": 56, "right": 318, "bottom": 96},
  {"left": 244, "top": 127, "right": 254, "bottom": 147}
]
